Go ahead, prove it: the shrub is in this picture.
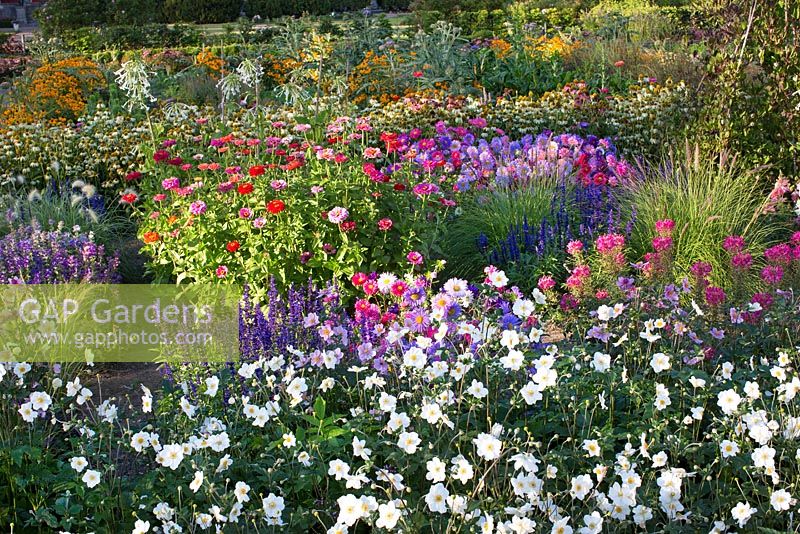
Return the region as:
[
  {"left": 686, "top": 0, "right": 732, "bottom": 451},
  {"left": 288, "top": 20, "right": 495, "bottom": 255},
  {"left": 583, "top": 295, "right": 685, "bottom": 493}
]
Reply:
[
  {"left": 242, "top": 0, "right": 368, "bottom": 19},
  {"left": 162, "top": 0, "right": 241, "bottom": 23},
  {"left": 696, "top": 0, "right": 800, "bottom": 177},
  {"left": 378, "top": 0, "right": 412, "bottom": 10},
  {"left": 35, "top": 0, "right": 107, "bottom": 35},
  {"left": 63, "top": 24, "right": 203, "bottom": 53}
]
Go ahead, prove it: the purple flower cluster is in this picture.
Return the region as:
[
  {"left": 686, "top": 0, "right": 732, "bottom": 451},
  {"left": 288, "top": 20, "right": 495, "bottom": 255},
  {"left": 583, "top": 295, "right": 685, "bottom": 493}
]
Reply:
[
  {"left": 0, "top": 223, "right": 120, "bottom": 284},
  {"left": 383, "top": 125, "right": 631, "bottom": 193}
]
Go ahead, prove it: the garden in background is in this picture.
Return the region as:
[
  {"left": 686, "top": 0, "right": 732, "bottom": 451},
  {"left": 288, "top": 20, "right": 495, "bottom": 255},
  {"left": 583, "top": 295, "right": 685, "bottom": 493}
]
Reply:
[{"left": 1, "top": 0, "right": 800, "bottom": 531}]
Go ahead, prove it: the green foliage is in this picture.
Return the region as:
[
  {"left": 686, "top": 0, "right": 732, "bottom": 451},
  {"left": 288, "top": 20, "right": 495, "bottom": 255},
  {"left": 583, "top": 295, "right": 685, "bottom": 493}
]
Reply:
[
  {"left": 36, "top": 0, "right": 107, "bottom": 36},
  {"left": 622, "top": 145, "right": 789, "bottom": 289},
  {"left": 696, "top": 0, "right": 800, "bottom": 177},
  {"left": 242, "top": 0, "right": 368, "bottom": 19},
  {"left": 161, "top": 0, "right": 241, "bottom": 24},
  {"left": 378, "top": 0, "right": 412, "bottom": 10},
  {"left": 582, "top": 0, "right": 688, "bottom": 42},
  {"left": 505, "top": 0, "right": 585, "bottom": 32},
  {"left": 62, "top": 24, "right": 203, "bottom": 53}
]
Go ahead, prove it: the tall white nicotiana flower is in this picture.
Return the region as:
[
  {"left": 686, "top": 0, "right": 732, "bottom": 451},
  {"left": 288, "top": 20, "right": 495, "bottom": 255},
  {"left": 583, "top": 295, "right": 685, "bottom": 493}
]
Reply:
[
  {"left": 236, "top": 58, "right": 264, "bottom": 88},
  {"left": 217, "top": 71, "right": 243, "bottom": 103},
  {"left": 114, "top": 59, "right": 155, "bottom": 112}
]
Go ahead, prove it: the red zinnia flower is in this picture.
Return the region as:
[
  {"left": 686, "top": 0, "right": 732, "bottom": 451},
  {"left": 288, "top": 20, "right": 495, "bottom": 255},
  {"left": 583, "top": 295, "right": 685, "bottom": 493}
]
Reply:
[
  {"left": 283, "top": 159, "right": 303, "bottom": 171},
  {"left": 125, "top": 171, "right": 142, "bottom": 181},
  {"left": 120, "top": 193, "right": 138, "bottom": 204},
  {"left": 249, "top": 165, "right": 265, "bottom": 177},
  {"left": 237, "top": 182, "right": 254, "bottom": 195},
  {"left": 153, "top": 149, "right": 170, "bottom": 163},
  {"left": 226, "top": 240, "right": 241, "bottom": 253},
  {"left": 267, "top": 199, "right": 286, "bottom": 214}
]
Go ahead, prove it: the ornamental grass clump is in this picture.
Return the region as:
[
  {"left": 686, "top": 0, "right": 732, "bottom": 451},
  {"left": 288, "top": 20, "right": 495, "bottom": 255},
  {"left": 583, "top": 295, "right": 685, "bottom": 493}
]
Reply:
[{"left": 622, "top": 145, "right": 789, "bottom": 290}]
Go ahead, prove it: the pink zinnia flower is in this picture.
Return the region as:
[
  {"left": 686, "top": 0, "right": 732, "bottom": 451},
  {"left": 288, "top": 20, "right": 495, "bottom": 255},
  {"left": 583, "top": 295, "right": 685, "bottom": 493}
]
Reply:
[
  {"left": 270, "top": 180, "right": 288, "bottom": 191},
  {"left": 215, "top": 265, "right": 228, "bottom": 278},
  {"left": 189, "top": 201, "right": 207, "bottom": 216},
  {"left": 377, "top": 218, "right": 393, "bottom": 231},
  {"left": 363, "top": 147, "right": 382, "bottom": 159},
  {"left": 327, "top": 207, "right": 349, "bottom": 224},
  {"left": 412, "top": 182, "right": 439, "bottom": 197},
  {"left": 239, "top": 207, "right": 253, "bottom": 219},
  {"left": 407, "top": 251, "right": 424, "bottom": 265}
]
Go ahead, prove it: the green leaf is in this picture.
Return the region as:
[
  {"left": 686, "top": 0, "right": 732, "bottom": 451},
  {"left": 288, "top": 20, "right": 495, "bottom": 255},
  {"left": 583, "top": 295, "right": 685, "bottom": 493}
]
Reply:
[{"left": 313, "top": 396, "right": 327, "bottom": 420}]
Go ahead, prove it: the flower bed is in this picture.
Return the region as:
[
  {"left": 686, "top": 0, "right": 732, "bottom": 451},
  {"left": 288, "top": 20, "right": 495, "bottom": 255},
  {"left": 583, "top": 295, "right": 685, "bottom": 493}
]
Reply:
[
  {"left": 135, "top": 119, "right": 632, "bottom": 295},
  {"left": 5, "top": 223, "right": 800, "bottom": 531}
]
